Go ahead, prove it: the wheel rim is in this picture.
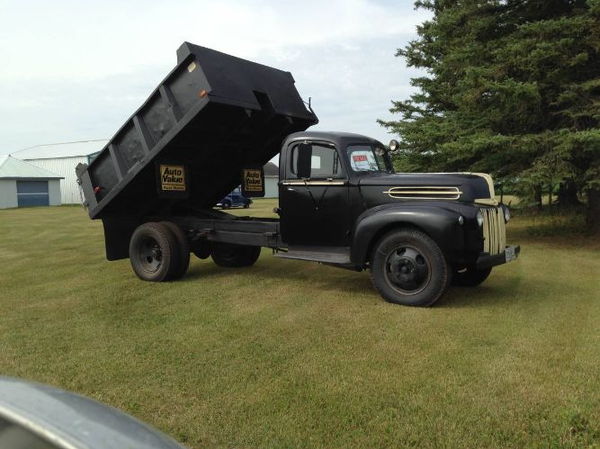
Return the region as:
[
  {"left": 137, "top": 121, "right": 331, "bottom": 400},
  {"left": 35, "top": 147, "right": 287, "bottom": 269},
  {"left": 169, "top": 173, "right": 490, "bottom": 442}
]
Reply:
[
  {"left": 384, "top": 245, "right": 431, "bottom": 294},
  {"left": 138, "top": 237, "right": 163, "bottom": 273}
]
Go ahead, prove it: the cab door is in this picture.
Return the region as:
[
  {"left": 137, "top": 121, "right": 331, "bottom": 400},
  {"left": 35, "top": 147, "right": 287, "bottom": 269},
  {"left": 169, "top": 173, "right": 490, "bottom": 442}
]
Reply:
[{"left": 279, "top": 141, "right": 350, "bottom": 246}]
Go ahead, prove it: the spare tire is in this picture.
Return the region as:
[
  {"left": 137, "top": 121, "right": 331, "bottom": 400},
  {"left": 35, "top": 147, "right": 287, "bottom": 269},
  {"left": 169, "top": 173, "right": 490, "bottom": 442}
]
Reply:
[
  {"left": 192, "top": 244, "right": 212, "bottom": 260},
  {"left": 211, "top": 243, "right": 261, "bottom": 268}
]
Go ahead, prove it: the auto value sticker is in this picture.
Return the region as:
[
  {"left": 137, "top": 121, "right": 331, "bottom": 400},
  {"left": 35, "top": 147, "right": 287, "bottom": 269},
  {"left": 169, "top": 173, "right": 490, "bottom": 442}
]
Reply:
[
  {"left": 243, "top": 169, "right": 263, "bottom": 192},
  {"left": 160, "top": 165, "right": 186, "bottom": 191}
]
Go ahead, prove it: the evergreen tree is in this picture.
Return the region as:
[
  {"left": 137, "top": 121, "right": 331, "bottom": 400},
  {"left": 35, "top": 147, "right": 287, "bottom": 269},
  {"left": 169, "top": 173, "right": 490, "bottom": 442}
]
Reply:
[{"left": 380, "top": 0, "right": 600, "bottom": 230}]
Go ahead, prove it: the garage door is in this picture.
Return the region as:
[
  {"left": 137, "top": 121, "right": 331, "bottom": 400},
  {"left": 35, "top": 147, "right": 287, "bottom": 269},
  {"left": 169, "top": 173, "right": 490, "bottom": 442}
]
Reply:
[{"left": 17, "top": 181, "right": 49, "bottom": 207}]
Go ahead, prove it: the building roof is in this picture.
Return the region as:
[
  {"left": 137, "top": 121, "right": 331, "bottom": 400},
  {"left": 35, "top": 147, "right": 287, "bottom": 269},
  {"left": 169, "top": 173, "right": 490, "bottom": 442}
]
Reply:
[
  {"left": 0, "top": 155, "right": 63, "bottom": 179},
  {"left": 12, "top": 139, "right": 108, "bottom": 160},
  {"left": 263, "top": 162, "right": 279, "bottom": 177}
]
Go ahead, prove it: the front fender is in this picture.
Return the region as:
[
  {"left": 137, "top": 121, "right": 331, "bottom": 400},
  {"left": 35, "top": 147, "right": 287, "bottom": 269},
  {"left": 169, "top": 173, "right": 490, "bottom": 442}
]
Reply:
[{"left": 351, "top": 203, "right": 466, "bottom": 265}]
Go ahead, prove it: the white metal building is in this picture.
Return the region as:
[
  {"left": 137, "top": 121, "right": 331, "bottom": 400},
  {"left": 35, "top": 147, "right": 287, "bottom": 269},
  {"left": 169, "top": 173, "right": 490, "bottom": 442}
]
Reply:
[
  {"left": 263, "top": 162, "right": 279, "bottom": 198},
  {"left": 0, "top": 155, "right": 63, "bottom": 209},
  {"left": 13, "top": 140, "right": 108, "bottom": 204},
  {"left": 10, "top": 141, "right": 278, "bottom": 203}
]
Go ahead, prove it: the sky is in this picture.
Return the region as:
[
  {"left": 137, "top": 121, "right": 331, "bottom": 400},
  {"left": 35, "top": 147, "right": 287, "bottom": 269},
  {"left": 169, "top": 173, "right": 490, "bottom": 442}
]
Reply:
[{"left": 0, "top": 0, "right": 429, "bottom": 157}]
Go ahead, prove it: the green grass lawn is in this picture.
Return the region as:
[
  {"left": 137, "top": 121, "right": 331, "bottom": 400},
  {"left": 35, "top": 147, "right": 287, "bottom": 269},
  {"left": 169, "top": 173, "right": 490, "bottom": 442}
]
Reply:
[{"left": 1, "top": 201, "right": 599, "bottom": 449}]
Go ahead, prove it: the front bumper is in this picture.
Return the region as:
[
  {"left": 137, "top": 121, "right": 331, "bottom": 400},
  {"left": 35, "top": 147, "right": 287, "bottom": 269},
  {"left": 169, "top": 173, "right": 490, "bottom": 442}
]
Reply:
[{"left": 476, "top": 245, "right": 520, "bottom": 270}]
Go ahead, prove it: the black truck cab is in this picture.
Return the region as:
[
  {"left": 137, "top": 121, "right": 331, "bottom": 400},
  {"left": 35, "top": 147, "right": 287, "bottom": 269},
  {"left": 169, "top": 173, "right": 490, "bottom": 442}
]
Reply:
[
  {"left": 269, "top": 131, "right": 519, "bottom": 305},
  {"left": 76, "top": 43, "right": 519, "bottom": 307},
  {"left": 278, "top": 132, "right": 372, "bottom": 247}
]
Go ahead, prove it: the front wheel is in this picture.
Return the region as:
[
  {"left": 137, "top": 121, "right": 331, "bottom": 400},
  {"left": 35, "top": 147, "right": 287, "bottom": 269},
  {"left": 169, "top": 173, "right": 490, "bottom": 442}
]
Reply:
[
  {"left": 369, "top": 228, "right": 450, "bottom": 306},
  {"left": 452, "top": 266, "right": 492, "bottom": 287}
]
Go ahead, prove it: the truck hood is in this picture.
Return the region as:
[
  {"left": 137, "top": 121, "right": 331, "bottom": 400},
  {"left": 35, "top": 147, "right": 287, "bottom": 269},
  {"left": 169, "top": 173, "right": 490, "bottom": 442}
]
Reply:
[{"left": 358, "top": 172, "right": 494, "bottom": 203}]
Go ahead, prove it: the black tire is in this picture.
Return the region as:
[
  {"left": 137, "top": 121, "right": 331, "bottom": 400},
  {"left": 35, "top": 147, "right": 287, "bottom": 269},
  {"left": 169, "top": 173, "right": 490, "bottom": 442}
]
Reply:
[
  {"left": 192, "top": 244, "right": 212, "bottom": 260},
  {"left": 211, "top": 243, "right": 261, "bottom": 268},
  {"left": 369, "top": 228, "right": 450, "bottom": 306},
  {"left": 222, "top": 200, "right": 231, "bottom": 209},
  {"left": 160, "top": 221, "right": 190, "bottom": 280},
  {"left": 243, "top": 203, "right": 250, "bottom": 209},
  {"left": 452, "top": 266, "right": 492, "bottom": 287},
  {"left": 129, "top": 222, "right": 177, "bottom": 282}
]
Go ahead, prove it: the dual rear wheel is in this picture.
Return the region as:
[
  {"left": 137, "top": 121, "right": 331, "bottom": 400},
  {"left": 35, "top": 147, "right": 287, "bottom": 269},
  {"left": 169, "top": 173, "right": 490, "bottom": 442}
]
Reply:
[
  {"left": 129, "top": 222, "right": 260, "bottom": 282},
  {"left": 129, "top": 222, "right": 189, "bottom": 282}
]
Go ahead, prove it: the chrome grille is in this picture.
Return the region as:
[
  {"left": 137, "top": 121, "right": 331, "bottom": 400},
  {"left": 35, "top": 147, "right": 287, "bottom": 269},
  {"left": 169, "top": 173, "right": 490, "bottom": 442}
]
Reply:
[{"left": 481, "top": 207, "right": 506, "bottom": 255}]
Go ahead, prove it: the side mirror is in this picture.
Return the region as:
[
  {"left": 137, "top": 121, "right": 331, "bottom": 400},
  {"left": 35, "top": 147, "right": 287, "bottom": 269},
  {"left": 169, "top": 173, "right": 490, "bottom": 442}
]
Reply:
[
  {"left": 0, "top": 376, "right": 188, "bottom": 449},
  {"left": 296, "top": 143, "right": 312, "bottom": 179},
  {"left": 388, "top": 140, "right": 400, "bottom": 152}
]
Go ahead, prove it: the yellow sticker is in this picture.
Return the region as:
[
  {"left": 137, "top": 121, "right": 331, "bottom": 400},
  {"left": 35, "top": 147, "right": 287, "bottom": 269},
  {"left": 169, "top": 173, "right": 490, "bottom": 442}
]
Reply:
[
  {"left": 243, "top": 169, "right": 263, "bottom": 192},
  {"left": 160, "top": 165, "right": 186, "bottom": 191}
]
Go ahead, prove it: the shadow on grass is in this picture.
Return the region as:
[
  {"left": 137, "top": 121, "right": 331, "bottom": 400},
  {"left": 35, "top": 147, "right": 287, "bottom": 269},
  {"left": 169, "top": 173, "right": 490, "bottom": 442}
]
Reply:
[
  {"left": 185, "top": 258, "right": 375, "bottom": 296},
  {"left": 184, "top": 256, "right": 537, "bottom": 310},
  {"left": 436, "top": 284, "right": 521, "bottom": 309}
]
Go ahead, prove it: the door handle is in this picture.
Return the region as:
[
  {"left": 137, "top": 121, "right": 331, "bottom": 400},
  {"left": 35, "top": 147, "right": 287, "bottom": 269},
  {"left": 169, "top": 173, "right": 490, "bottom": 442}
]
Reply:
[{"left": 287, "top": 187, "right": 295, "bottom": 191}]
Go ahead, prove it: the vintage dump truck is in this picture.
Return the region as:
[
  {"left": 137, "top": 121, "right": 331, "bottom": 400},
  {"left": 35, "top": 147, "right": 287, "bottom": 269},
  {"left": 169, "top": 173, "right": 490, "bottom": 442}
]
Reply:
[{"left": 76, "top": 42, "right": 520, "bottom": 306}]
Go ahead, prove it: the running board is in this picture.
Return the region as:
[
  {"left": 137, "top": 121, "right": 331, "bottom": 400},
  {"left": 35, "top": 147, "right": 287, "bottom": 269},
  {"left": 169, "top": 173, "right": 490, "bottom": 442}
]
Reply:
[{"left": 275, "top": 246, "right": 351, "bottom": 265}]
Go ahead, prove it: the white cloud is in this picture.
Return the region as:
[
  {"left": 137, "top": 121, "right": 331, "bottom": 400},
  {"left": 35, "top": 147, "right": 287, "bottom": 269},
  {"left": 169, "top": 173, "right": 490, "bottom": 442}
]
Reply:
[{"left": 0, "top": 0, "right": 429, "bottom": 153}]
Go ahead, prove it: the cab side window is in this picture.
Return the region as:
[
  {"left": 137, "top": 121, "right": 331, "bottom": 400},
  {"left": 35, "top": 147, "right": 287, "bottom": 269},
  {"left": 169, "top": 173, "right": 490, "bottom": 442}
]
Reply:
[{"left": 289, "top": 143, "right": 343, "bottom": 179}]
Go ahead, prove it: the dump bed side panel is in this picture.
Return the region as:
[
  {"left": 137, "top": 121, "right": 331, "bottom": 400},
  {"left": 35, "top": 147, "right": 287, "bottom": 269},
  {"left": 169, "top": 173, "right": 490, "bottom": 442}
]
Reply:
[{"left": 77, "top": 42, "right": 317, "bottom": 220}]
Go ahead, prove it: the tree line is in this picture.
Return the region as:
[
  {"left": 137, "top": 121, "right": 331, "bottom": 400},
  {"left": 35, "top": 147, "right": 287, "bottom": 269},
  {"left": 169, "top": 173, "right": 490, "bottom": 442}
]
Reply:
[{"left": 380, "top": 0, "right": 599, "bottom": 230}]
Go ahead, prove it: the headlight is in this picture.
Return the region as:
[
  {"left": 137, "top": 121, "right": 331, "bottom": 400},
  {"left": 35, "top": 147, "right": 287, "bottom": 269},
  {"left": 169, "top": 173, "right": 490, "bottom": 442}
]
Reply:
[
  {"left": 503, "top": 205, "right": 510, "bottom": 223},
  {"left": 476, "top": 210, "right": 484, "bottom": 227}
]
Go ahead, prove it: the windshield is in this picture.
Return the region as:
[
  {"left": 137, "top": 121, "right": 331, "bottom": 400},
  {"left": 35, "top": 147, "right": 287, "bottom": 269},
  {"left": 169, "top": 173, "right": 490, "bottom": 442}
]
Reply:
[{"left": 346, "top": 144, "right": 393, "bottom": 173}]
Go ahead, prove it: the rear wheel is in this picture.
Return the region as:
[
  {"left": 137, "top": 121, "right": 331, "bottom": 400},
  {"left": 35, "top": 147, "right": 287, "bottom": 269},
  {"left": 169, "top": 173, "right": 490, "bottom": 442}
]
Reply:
[
  {"left": 452, "top": 266, "right": 492, "bottom": 287},
  {"left": 129, "top": 222, "right": 177, "bottom": 282},
  {"left": 211, "top": 243, "right": 261, "bottom": 268},
  {"left": 160, "top": 221, "right": 190, "bottom": 280},
  {"left": 370, "top": 228, "right": 450, "bottom": 306}
]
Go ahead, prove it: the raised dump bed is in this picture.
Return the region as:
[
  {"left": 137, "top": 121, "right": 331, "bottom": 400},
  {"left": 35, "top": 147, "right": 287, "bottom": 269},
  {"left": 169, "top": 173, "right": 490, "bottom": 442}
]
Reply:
[{"left": 77, "top": 42, "right": 318, "bottom": 220}]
